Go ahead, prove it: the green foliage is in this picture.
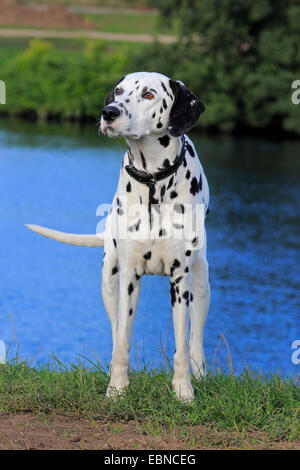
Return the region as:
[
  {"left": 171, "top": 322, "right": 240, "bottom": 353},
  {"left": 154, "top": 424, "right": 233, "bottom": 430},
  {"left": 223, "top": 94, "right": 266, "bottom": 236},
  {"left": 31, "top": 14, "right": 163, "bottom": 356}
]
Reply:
[
  {"left": 1, "top": 0, "right": 299, "bottom": 136},
  {"left": 1, "top": 39, "right": 128, "bottom": 120},
  {"left": 133, "top": 0, "right": 300, "bottom": 134},
  {"left": 0, "top": 358, "right": 299, "bottom": 440}
]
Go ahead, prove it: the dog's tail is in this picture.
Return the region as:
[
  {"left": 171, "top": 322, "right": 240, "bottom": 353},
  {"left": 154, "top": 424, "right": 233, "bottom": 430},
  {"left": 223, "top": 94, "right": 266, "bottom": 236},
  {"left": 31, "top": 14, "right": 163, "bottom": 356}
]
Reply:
[{"left": 25, "top": 224, "right": 104, "bottom": 247}]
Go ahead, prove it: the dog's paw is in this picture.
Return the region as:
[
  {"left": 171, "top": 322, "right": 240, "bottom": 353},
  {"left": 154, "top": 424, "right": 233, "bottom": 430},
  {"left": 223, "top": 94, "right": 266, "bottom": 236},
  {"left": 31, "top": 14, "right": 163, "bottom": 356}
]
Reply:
[
  {"left": 172, "top": 380, "right": 194, "bottom": 404},
  {"left": 106, "top": 376, "right": 129, "bottom": 399},
  {"left": 190, "top": 358, "right": 206, "bottom": 379}
]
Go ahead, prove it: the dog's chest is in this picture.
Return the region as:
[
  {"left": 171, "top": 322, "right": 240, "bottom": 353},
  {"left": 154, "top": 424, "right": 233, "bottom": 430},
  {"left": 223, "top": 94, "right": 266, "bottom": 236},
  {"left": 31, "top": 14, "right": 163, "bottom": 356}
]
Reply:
[{"left": 107, "top": 138, "right": 209, "bottom": 276}]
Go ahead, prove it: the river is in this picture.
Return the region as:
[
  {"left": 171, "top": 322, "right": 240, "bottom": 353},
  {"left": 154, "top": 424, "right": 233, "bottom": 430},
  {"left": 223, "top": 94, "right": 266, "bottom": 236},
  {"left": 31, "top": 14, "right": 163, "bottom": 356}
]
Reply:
[{"left": 0, "top": 118, "right": 299, "bottom": 377}]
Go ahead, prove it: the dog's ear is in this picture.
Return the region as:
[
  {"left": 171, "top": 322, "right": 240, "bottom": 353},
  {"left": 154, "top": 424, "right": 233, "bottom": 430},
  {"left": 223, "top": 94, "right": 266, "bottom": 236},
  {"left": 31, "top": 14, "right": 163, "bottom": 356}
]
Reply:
[
  {"left": 168, "top": 80, "right": 205, "bottom": 137},
  {"left": 104, "top": 76, "right": 125, "bottom": 106}
]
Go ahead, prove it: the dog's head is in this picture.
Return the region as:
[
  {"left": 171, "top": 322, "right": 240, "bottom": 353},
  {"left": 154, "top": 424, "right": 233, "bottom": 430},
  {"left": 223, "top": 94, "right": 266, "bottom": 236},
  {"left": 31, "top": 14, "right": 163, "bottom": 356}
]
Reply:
[{"left": 100, "top": 72, "right": 205, "bottom": 140}]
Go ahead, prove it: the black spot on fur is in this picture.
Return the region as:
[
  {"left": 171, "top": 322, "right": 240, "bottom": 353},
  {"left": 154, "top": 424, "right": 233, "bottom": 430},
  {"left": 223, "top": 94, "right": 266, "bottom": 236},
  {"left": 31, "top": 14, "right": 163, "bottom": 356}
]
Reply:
[
  {"left": 192, "top": 236, "right": 199, "bottom": 246},
  {"left": 159, "top": 135, "right": 170, "bottom": 148},
  {"left": 129, "top": 308, "right": 133, "bottom": 316},
  {"left": 161, "top": 81, "right": 167, "bottom": 93},
  {"left": 170, "top": 258, "right": 181, "bottom": 277},
  {"left": 170, "top": 191, "right": 178, "bottom": 199},
  {"left": 152, "top": 112, "right": 156, "bottom": 118},
  {"left": 128, "top": 283, "right": 134, "bottom": 295},
  {"left": 135, "top": 219, "right": 141, "bottom": 231},
  {"left": 183, "top": 290, "right": 190, "bottom": 306},
  {"left": 112, "top": 266, "right": 118, "bottom": 275},
  {"left": 126, "top": 181, "right": 131, "bottom": 192},
  {"left": 144, "top": 251, "right": 152, "bottom": 260},
  {"left": 159, "top": 228, "right": 167, "bottom": 237},
  {"left": 185, "top": 250, "right": 191, "bottom": 256},
  {"left": 170, "top": 282, "right": 176, "bottom": 306},
  {"left": 113, "top": 238, "right": 117, "bottom": 248},
  {"left": 140, "top": 151, "right": 147, "bottom": 170},
  {"left": 190, "top": 177, "right": 199, "bottom": 196},
  {"left": 157, "top": 122, "right": 163, "bottom": 129},
  {"left": 173, "top": 223, "right": 184, "bottom": 229},
  {"left": 162, "top": 98, "right": 168, "bottom": 109},
  {"left": 167, "top": 176, "right": 174, "bottom": 190},
  {"left": 174, "top": 203, "right": 185, "bottom": 214},
  {"left": 187, "top": 143, "right": 195, "bottom": 157},
  {"left": 186, "top": 169, "right": 191, "bottom": 180},
  {"left": 160, "top": 185, "right": 166, "bottom": 201},
  {"left": 128, "top": 218, "right": 141, "bottom": 232},
  {"left": 199, "top": 173, "right": 203, "bottom": 191}
]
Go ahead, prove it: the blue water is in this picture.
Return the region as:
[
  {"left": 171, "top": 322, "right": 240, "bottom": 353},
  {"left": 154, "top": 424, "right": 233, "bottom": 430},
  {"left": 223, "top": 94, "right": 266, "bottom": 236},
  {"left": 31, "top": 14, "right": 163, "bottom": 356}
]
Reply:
[{"left": 0, "top": 118, "right": 299, "bottom": 377}]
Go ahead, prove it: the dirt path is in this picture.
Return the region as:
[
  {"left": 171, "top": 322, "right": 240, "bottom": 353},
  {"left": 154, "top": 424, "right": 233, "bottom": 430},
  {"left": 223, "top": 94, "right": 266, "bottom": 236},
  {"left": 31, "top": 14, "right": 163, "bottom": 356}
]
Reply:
[
  {"left": 0, "top": 413, "right": 298, "bottom": 450},
  {"left": 0, "top": 28, "right": 176, "bottom": 43}
]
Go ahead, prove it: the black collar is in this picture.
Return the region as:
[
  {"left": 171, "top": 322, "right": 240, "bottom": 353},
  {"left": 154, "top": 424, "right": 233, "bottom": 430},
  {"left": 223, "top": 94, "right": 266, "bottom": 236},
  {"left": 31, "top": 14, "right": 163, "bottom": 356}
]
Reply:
[{"left": 125, "top": 136, "right": 186, "bottom": 186}]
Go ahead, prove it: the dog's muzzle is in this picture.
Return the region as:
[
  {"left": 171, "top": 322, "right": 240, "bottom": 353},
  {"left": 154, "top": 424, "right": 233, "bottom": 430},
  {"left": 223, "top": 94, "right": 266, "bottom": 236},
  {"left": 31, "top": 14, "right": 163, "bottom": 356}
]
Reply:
[{"left": 102, "top": 105, "right": 121, "bottom": 123}]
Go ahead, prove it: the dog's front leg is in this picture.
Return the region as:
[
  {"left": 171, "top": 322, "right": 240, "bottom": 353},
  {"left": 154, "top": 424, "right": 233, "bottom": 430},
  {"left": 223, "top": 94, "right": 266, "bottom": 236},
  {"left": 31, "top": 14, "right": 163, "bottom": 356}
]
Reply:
[
  {"left": 170, "top": 273, "right": 194, "bottom": 403},
  {"left": 106, "top": 269, "right": 141, "bottom": 397},
  {"left": 189, "top": 253, "right": 210, "bottom": 378}
]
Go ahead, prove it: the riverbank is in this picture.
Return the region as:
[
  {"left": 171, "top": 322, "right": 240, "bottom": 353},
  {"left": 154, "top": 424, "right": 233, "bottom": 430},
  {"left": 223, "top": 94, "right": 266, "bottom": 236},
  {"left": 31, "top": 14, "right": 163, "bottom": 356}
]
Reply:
[{"left": 0, "top": 361, "right": 299, "bottom": 450}]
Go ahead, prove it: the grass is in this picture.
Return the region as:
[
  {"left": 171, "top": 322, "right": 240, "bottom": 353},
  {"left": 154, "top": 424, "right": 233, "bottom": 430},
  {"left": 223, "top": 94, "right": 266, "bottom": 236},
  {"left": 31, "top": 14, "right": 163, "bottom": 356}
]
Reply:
[
  {"left": 82, "top": 13, "right": 160, "bottom": 35},
  {"left": 0, "top": 356, "right": 299, "bottom": 441},
  {"left": 79, "top": 12, "right": 177, "bottom": 35}
]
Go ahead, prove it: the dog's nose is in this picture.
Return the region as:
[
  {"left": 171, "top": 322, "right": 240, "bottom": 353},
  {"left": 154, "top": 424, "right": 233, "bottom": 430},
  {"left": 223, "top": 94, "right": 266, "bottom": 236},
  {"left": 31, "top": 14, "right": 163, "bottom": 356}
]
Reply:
[{"left": 102, "top": 106, "right": 121, "bottom": 122}]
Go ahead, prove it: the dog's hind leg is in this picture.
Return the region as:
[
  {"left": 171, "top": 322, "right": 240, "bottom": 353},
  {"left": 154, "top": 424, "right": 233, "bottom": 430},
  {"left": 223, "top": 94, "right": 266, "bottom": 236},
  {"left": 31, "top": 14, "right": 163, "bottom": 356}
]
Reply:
[
  {"left": 106, "top": 268, "right": 141, "bottom": 397},
  {"left": 189, "top": 249, "right": 210, "bottom": 378}
]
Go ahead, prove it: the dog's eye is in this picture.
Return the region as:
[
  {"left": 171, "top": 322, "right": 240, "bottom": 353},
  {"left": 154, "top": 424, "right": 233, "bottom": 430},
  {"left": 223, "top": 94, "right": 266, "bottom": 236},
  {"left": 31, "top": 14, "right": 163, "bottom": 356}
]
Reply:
[
  {"left": 115, "top": 88, "right": 123, "bottom": 95},
  {"left": 143, "top": 92, "right": 154, "bottom": 100}
]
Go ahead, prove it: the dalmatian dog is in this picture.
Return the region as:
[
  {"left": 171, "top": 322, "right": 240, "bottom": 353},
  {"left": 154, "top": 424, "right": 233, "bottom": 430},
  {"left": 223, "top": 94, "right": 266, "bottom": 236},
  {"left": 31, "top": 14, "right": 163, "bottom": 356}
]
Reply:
[{"left": 26, "top": 72, "right": 210, "bottom": 403}]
